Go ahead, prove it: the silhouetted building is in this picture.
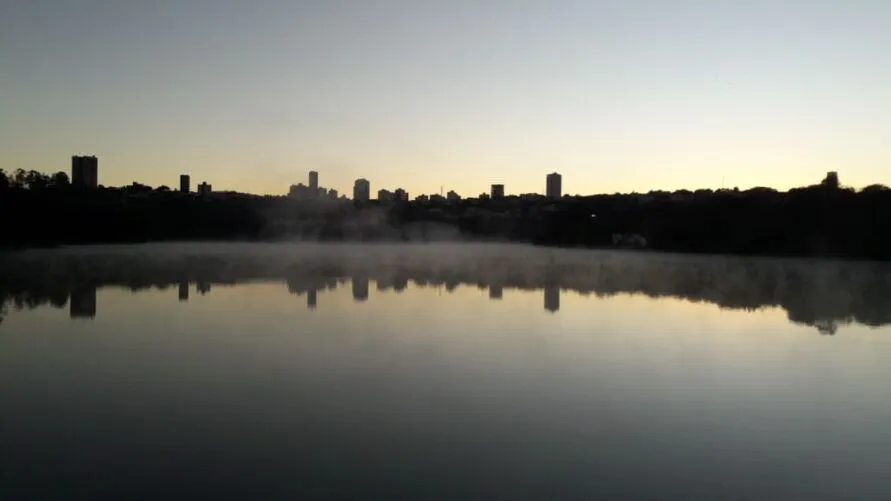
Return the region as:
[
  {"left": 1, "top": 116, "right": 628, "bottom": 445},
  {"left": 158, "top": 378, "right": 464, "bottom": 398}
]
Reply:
[
  {"left": 352, "top": 277, "right": 369, "bottom": 302},
  {"left": 328, "top": 188, "right": 338, "bottom": 199},
  {"left": 198, "top": 182, "right": 212, "bottom": 195},
  {"left": 309, "top": 171, "right": 319, "bottom": 191},
  {"left": 178, "top": 281, "right": 189, "bottom": 301},
  {"left": 544, "top": 286, "right": 560, "bottom": 312},
  {"left": 822, "top": 171, "right": 840, "bottom": 189},
  {"left": 71, "top": 156, "right": 98, "bottom": 188},
  {"left": 394, "top": 188, "right": 409, "bottom": 201},
  {"left": 289, "top": 183, "right": 317, "bottom": 200},
  {"left": 446, "top": 190, "right": 461, "bottom": 201},
  {"left": 180, "top": 174, "right": 190, "bottom": 193},
  {"left": 354, "top": 178, "right": 370, "bottom": 202},
  {"left": 491, "top": 184, "right": 505, "bottom": 199},
  {"left": 489, "top": 285, "right": 503, "bottom": 300},
  {"left": 546, "top": 172, "right": 562, "bottom": 199},
  {"left": 70, "top": 285, "right": 97, "bottom": 319},
  {"left": 307, "top": 289, "right": 317, "bottom": 310},
  {"left": 378, "top": 189, "right": 393, "bottom": 201}
]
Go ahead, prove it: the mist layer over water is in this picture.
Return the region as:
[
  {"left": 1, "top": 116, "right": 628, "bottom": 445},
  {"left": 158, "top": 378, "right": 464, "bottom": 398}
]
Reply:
[{"left": 1, "top": 243, "right": 891, "bottom": 500}]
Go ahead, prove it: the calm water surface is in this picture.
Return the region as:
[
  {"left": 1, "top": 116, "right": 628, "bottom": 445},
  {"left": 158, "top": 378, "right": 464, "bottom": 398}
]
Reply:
[{"left": 2, "top": 243, "right": 891, "bottom": 500}]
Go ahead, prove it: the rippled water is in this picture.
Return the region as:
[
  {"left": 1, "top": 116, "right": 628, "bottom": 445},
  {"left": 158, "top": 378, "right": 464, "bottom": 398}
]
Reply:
[{"left": 2, "top": 243, "right": 891, "bottom": 500}]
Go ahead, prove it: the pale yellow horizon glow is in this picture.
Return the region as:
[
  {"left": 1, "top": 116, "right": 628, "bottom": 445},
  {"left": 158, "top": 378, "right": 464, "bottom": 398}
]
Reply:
[{"left": 2, "top": 1, "right": 889, "bottom": 198}]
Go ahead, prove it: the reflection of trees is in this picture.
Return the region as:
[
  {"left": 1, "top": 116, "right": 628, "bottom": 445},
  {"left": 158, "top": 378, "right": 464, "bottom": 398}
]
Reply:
[
  {"left": 0, "top": 288, "right": 71, "bottom": 324},
  {"left": 2, "top": 247, "right": 891, "bottom": 333}
]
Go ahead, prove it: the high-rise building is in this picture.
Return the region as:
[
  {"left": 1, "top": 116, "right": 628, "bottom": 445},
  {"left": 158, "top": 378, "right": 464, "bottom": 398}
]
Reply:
[
  {"left": 378, "top": 189, "right": 393, "bottom": 201},
  {"left": 70, "top": 285, "right": 97, "bottom": 319},
  {"left": 198, "top": 182, "right": 212, "bottom": 195},
  {"left": 309, "top": 171, "right": 319, "bottom": 190},
  {"left": 491, "top": 184, "right": 505, "bottom": 199},
  {"left": 394, "top": 188, "right": 409, "bottom": 201},
  {"left": 353, "top": 178, "right": 371, "bottom": 201},
  {"left": 546, "top": 172, "right": 562, "bottom": 199},
  {"left": 180, "top": 174, "right": 190, "bottom": 193},
  {"left": 352, "top": 277, "right": 369, "bottom": 302},
  {"left": 71, "top": 156, "right": 99, "bottom": 188},
  {"left": 822, "top": 171, "right": 840, "bottom": 188}
]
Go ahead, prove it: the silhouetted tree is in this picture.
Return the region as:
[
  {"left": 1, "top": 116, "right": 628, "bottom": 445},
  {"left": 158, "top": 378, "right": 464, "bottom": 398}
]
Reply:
[
  {"left": 26, "top": 170, "right": 51, "bottom": 190},
  {"left": 50, "top": 171, "right": 70, "bottom": 187},
  {"left": 12, "top": 169, "right": 27, "bottom": 188},
  {"left": 0, "top": 169, "right": 8, "bottom": 190},
  {"left": 861, "top": 184, "right": 889, "bottom": 194}
]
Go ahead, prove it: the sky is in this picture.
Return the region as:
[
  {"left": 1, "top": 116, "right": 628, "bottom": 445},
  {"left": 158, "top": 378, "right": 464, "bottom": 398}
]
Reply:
[{"left": 1, "top": 0, "right": 890, "bottom": 197}]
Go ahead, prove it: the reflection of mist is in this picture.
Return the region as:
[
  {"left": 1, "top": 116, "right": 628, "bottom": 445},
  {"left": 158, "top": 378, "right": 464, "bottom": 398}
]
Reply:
[{"left": 3, "top": 243, "right": 891, "bottom": 334}]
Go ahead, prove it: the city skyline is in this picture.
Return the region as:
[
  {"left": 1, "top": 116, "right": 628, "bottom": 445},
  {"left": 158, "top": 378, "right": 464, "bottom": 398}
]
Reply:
[
  {"left": 1, "top": 155, "right": 859, "bottom": 200},
  {"left": 2, "top": 1, "right": 890, "bottom": 197}
]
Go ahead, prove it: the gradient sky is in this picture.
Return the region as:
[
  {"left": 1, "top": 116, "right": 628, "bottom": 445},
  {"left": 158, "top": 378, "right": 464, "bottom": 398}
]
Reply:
[{"left": 2, "top": 0, "right": 889, "bottom": 196}]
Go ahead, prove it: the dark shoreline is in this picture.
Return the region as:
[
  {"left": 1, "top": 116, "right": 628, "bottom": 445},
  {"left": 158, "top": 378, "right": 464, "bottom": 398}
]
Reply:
[{"left": 3, "top": 181, "right": 891, "bottom": 261}]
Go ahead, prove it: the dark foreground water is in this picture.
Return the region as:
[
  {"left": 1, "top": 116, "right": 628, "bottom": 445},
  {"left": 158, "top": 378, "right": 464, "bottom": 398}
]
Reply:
[{"left": 2, "top": 243, "right": 891, "bottom": 500}]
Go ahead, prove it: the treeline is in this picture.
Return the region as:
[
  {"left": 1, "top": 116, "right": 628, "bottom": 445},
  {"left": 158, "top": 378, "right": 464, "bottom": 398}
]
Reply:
[
  {"left": 3, "top": 167, "right": 891, "bottom": 260},
  {"left": 526, "top": 184, "right": 891, "bottom": 260}
]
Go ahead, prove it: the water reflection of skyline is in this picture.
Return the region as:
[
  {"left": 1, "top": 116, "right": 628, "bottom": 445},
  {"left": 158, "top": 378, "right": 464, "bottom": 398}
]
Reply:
[{"left": 2, "top": 244, "right": 891, "bottom": 334}]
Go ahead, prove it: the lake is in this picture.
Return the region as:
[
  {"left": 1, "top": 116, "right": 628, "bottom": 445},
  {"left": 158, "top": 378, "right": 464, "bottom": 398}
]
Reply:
[{"left": 2, "top": 243, "right": 891, "bottom": 500}]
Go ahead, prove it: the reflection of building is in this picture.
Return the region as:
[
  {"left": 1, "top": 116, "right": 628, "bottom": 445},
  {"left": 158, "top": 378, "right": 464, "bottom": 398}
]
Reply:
[
  {"left": 197, "top": 282, "right": 211, "bottom": 295},
  {"left": 70, "top": 285, "right": 97, "bottom": 319},
  {"left": 353, "top": 178, "right": 371, "bottom": 202},
  {"left": 71, "top": 155, "right": 99, "bottom": 188},
  {"left": 489, "top": 286, "right": 503, "bottom": 300},
  {"left": 491, "top": 184, "right": 505, "bottom": 199},
  {"left": 307, "top": 289, "right": 317, "bottom": 310},
  {"left": 178, "top": 281, "right": 189, "bottom": 301},
  {"left": 352, "top": 277, "right": 369, "bottom": 302},
  {"left": 544, "top": 286, "right": 560, "bottom": 312},
  {"left": 546, "top": 172, "right": 562, "bottom": 199}
]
